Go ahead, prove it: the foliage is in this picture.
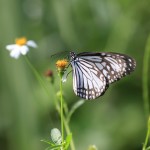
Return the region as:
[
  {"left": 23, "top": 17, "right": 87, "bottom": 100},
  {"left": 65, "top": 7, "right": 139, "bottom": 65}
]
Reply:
[{"left": 0, "top": 0, "right": 150, "bottom": 150}]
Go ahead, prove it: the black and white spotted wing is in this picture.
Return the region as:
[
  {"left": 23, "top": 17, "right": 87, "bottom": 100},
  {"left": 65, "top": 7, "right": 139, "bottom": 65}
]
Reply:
[{"left": 68, "top": 51, "right": 136, "bottom": 100}]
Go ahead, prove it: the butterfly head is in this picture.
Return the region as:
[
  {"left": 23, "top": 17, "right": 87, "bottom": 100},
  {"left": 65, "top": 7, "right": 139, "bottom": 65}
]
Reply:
[{"left": 69, "top": 51, "right": 77, "bottom": 61}]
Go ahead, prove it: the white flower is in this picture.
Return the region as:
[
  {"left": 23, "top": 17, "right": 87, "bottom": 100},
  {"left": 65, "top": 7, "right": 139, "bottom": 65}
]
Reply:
[{"left": 6, "top": 37, "right": 37, "bottom": 59}]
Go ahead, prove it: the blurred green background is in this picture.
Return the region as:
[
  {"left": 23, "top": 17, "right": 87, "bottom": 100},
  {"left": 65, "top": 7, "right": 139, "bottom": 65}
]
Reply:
[{"left": 0, "top": 0, "right": 150, "bottom": 150}]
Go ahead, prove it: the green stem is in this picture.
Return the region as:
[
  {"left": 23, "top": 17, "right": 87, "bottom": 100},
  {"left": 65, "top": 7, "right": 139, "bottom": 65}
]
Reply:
[
  {"left": 63, "top": 118, "right": 76, "bottom": 150},
  {"left": 142, "top": 35, "right": 150, "bottom": 150},
  {"left": 25, "top": 56, "right": 75, "bottom": 149},
  {"left": 59, "top": 75, "right": 64, "bottom": 148},
  {"left": 142, "top": 36, "right": 150, "bottom": 119},
  {"left": 55, "top": 99, "right": 76, "bottom": 150},
  {"left": 57, "top": 76, "right": 75, "bottom": 150},
  {"left": 56, "top": 103, "right": 76, "bottom": 150},
  {"left": 24, "top": 56, "right": 50, "bottom": 96},
  {"left": 143, "top": 129, "right": 149, "bottom": 150},
  {"left": 143, "top": 117, "right": 150, "bottom": 150}
]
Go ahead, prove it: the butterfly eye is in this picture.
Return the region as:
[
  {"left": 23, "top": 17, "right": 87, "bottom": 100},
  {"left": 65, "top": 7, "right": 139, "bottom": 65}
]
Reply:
[{"left": 70, "top": 51, "right": 76, "bottom": 61}]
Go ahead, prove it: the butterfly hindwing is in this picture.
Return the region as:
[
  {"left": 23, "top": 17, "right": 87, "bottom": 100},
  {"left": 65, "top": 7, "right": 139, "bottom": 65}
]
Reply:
[
  {"left": 71, "top": 58, "right": 109, "bottom": 100},
  {"left": 69, "top": 51, "right": 136, "bottom": 100}
]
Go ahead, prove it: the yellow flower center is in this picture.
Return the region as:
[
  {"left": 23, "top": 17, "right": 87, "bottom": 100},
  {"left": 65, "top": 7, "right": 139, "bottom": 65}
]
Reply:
[
  {"left": 56, "top": 59, "right": 68, "bottom": 70},
  {"left": 15, "top": 37, "right": 27, "bottom": 46}
]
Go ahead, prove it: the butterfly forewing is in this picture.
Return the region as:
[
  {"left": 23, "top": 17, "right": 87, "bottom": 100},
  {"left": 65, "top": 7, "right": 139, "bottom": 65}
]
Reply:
[
  {"left": 78, "top": 52, "right": 136, "bottom": 84},
  {"left": 69, "top": 52, "right": 136, "bottom": 100}
]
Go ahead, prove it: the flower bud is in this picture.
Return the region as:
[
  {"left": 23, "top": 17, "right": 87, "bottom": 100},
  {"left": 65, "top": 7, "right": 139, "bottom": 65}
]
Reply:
[
  {"left": 56, "top": 59, "right": 68, "bottom": 77},
  {"left": 51, "top": 128, "right": 62, "bottom": 145},
  {"left": 45, "top": 69, "right": 54, "bottom": 84}
]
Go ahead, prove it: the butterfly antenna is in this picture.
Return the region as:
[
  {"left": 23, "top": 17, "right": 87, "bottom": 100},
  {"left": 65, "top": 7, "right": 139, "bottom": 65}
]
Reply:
[
  {"left": 64, "top": 53, "right": 70, "bottom": 60},
  {"left": 50, "top": 50, "right": 69, "bottom": 58}
]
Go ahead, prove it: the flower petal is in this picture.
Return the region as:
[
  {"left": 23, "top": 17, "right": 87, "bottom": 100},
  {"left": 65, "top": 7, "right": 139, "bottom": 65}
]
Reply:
[
  {"left": 6, "top": 44, "right": 17, "bottom": 51},
  {"left": 27, "top": 40, "right": 37, "bottom": 48},
  {"left": 10, "top": 48, "right": 21, "bottom": 59},
  {"left": 20, "top": 45, "right": 29, "bottom": 55}
]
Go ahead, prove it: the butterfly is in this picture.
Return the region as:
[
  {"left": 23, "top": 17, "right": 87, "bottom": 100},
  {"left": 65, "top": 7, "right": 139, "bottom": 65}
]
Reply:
[{"left": 63, "top": 51, "right": 136, "bottom": 100}]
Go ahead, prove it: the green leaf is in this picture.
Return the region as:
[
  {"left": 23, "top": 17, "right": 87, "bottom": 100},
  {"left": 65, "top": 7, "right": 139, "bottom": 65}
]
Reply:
[
  {"left": 44, "top": 144, "right": 62, "bottom": 150},
  {"left": 67, "top": 99, "right": 85, "bottom": 122},
  {"left": 64, "top": 133, "right": 72, "bottom": 149},
  {"left": 50, "top": 144, "right": 62, "bottom": 150},
  {"left": 41, "top": 139, "right": 55, "bottom": 146},
  {"left": 45, "top": 147, "right": 52, "bottom": 150},
  {"left": 50, "top": 148, "right": 60, "bottom": 150},
  {"left": 146, "top": 146, "right": 150, "bottom": 150}
]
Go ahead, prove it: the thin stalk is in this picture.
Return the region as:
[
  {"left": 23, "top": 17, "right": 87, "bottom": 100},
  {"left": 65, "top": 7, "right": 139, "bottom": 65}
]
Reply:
[
  {"left": 142, "top": 117, "right": 150, "bottom": 150},
  {"left": 56, "top": 104, "right": 76, "bottom": 150},
  {"left": 142, "top": 127, "right": 149, "bottom": 150},
  {"left": 142, "top": 35, "right": 150, "bottom": 150},
  {"left": 55, "top": 89, "right": 76, "bottom": 150},
  {"left": 59, "top": 75, "right": 64, "bottom": 148},
  {"left": 25, "top": 56, "right": 75, "bottom": 149},
  {"left": 63, "top": 118, "right": 76, "bottom": 150},
  {"left": 142, "top": 36, "right": 150, "bottom": 119},
  {"left": 24, "top": 56, "right": 50, "bottom": 96}
]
